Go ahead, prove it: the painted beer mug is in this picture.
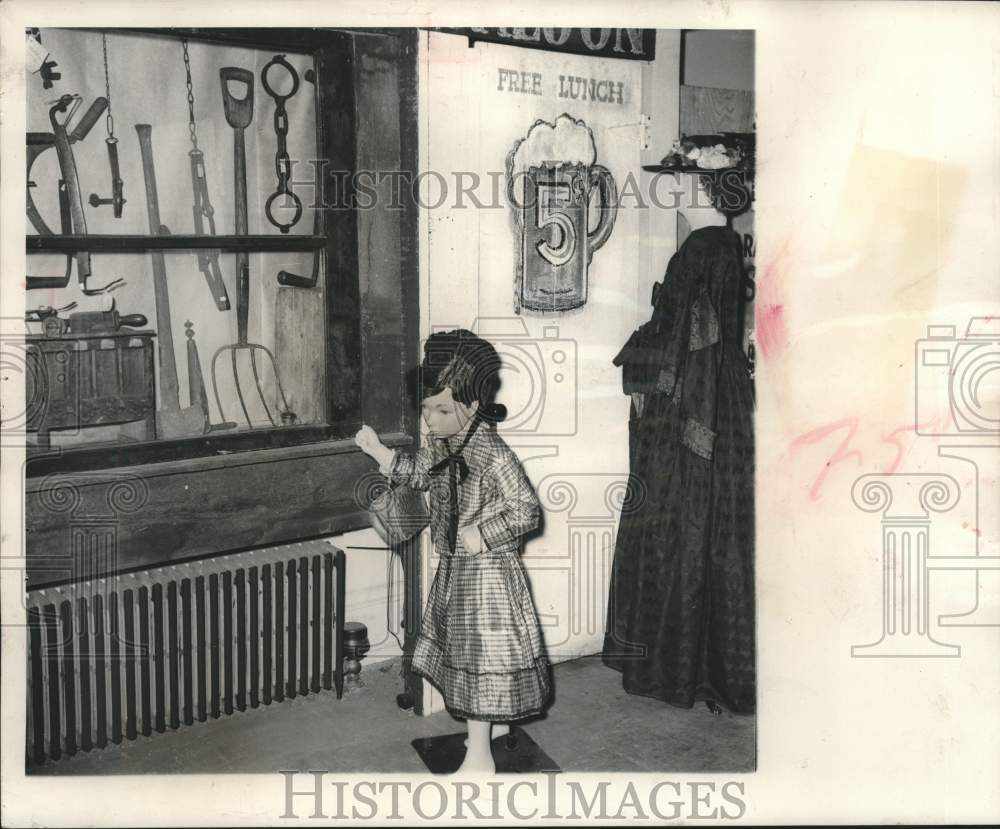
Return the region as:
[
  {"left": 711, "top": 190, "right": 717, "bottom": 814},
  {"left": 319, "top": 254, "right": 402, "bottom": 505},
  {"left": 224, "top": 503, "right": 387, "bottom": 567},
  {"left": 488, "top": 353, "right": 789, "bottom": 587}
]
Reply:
[{"left": 513, "top": 162, "right": 618, "bottom": 312}]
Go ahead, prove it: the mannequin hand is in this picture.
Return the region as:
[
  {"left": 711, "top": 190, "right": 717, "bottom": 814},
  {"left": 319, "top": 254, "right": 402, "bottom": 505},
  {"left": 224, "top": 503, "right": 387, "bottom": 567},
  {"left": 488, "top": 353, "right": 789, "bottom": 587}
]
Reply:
[
  {"left": 460, "top": 525, "right": 483, "bottom": 554},
  {"left": 355, "top": 425, "right": 393, "bottom": 468},
  {"left": 354, "top": 424, "right": 383, "bottom": 455}
]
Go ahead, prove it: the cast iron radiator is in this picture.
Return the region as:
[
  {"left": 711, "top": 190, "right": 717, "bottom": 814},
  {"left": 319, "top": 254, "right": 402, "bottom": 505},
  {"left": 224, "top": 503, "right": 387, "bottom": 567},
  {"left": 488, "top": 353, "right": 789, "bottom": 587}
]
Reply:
[{"left": 26, "top": 540, "right": 346, "bottom": 766}]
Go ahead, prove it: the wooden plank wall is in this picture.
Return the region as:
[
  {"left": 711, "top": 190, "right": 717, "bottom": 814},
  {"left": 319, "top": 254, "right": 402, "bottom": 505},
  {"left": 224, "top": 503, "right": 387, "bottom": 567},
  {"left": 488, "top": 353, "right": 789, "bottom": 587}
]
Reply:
[{"left": 680, "top": 84, "right": 754, "bottom": 134}]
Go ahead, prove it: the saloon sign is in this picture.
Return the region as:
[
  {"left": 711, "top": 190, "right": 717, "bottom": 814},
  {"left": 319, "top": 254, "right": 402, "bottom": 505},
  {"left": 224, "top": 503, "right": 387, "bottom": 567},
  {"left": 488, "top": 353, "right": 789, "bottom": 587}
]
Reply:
[{"left": 436, "top": 28, "right": 655, "bottom": 61}]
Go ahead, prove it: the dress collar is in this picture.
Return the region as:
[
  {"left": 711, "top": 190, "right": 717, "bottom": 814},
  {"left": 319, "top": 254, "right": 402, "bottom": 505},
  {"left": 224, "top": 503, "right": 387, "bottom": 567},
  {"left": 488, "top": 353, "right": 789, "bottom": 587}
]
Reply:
[{"left": 438, "top": 416, "right": 484, "bottom": 455}]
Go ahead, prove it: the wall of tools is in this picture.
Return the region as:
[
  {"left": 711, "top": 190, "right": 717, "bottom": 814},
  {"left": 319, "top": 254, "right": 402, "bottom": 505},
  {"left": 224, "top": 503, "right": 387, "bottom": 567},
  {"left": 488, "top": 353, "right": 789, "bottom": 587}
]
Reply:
[
  {"left": 25, "top": 28, "right": 419, "bottom": 688},
  {"left": 26, "top": 29, "right": 324, "bottom": 448}
]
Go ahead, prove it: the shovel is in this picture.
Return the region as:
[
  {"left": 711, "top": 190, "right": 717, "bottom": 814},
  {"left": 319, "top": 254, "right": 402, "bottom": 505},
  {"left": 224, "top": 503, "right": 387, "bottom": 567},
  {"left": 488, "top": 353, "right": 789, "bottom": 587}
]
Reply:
[{"left": 220, "top": 67, "right": 254, "bottom": 296}]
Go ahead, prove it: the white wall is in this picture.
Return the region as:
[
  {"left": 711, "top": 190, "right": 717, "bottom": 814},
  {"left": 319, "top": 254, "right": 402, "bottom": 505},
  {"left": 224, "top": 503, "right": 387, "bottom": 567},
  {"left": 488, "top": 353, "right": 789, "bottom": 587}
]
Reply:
[{"left": 415, "top": 31, "right": 682, "bottom": 713}]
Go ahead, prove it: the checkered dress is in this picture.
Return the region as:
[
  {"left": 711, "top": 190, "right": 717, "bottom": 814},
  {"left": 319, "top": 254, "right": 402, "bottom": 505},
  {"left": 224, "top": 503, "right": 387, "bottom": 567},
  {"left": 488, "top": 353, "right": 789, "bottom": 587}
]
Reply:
[{"left": 387, "top": 424, "right": 552, "bottom": 722}]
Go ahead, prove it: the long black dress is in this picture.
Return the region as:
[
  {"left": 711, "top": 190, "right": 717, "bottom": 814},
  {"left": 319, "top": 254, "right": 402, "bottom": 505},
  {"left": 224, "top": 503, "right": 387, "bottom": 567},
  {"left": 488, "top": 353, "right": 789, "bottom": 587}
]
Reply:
[{"left": 602, "top": 226, "right": 755, "bottom": 715}]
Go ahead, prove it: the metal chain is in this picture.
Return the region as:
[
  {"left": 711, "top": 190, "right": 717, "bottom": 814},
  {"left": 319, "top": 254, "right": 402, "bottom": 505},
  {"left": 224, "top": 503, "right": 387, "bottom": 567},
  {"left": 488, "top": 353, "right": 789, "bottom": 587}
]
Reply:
[
  {"left": 182, "top": 39, "right": 199, "bottom": 151},
  {"left": 261, "top": 54, "right": 302, "bottom": 233},
  {"left": 181, "top": 37, "right": 226, "bottom": 311},
  {"left": 273, "top": 101, "right": 291, "bottom": 192},
  {"left": 101, "top": 31, "right": 116, "bottom": 141}
]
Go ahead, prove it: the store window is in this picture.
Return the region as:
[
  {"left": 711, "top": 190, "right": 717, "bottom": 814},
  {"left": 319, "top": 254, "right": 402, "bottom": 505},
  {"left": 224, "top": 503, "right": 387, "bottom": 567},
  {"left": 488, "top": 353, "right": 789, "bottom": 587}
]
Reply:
[
  {"left": 25, "top": 27, "right": 417, "bottom": 476},
  {"left": 23, "top": 28, "right": 419, "bottom": 575}
]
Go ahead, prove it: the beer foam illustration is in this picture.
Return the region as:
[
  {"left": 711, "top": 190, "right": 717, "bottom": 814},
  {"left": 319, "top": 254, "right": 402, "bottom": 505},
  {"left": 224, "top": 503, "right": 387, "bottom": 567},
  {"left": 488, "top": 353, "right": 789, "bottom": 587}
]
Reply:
[{"left": 508, "top": 113, "right": 597, "bottom": 174}]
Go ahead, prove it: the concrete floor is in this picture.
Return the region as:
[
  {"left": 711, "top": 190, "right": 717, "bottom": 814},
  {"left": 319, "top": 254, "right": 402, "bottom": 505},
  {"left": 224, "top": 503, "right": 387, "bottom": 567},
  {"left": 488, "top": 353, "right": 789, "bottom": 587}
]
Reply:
[{"left": 30, "top": 656, "right": 755, "bottom": 774}]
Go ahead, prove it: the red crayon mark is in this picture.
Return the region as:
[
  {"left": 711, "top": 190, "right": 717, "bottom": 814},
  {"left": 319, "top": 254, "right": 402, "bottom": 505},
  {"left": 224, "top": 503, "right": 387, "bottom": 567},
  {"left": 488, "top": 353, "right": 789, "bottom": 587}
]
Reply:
[
  {"left": 790, "top": 416, "right": 863, "bottom": 500},
  {"left": 880, "top": 424, "right": 921, "bottom": 474},
  {"left": 880, "top": 413, "right": 953, "bottom": 474},
  {"left": 756, "top": 238, "right": 792, "bottom": 358},
  {"left": 791, "top": 409, "right": 968, "bottom": 502}
]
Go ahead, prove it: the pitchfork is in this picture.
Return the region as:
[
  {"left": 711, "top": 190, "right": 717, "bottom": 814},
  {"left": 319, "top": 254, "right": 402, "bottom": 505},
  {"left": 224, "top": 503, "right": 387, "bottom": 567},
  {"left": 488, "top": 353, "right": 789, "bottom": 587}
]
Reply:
[{"left": 211, "top": 67, "right": 295, "bottom": 429}]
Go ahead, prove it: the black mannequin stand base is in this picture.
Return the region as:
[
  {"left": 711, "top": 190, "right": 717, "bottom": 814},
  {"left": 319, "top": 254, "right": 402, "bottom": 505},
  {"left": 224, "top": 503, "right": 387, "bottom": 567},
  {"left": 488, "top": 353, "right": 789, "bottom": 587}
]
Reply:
[{"left": 411, "top": 726, "right": 561, "bottom": 774}]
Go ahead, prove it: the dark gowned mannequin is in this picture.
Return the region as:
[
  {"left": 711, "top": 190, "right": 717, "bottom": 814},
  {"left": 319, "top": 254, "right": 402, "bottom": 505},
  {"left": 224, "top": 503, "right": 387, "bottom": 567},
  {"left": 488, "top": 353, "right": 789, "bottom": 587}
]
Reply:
[{"left": 603, "top": 226, "right": 756, "bottom": 715}]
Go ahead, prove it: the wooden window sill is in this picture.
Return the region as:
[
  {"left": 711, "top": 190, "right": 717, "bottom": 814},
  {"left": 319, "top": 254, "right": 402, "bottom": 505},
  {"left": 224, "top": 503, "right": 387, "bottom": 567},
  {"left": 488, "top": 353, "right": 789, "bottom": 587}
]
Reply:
[
  {"left": 24, "top": 431, "right": 413, "bottom": 492},
  {"left": 25, "top": 431, "right": 415, "bottom": 587}
]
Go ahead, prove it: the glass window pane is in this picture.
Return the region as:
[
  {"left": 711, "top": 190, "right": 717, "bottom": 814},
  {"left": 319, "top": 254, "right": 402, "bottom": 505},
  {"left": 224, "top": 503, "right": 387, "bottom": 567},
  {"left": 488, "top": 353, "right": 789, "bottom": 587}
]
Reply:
[{"left": 25, "top": 29, "right": 333, "bottom": 455}]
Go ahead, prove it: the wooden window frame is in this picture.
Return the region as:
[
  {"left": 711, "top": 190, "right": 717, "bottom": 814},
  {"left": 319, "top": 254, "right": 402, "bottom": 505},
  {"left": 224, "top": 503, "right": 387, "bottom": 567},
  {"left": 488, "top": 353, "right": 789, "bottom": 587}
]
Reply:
[{"left": 25, "top": 27, "right": 420, "bottom": 586}]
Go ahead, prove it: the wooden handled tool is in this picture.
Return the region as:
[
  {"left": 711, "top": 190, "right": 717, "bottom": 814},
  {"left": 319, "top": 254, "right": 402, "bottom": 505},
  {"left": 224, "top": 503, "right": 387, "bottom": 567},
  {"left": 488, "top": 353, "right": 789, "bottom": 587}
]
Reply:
[
  {"left": 220, "top": 67, "right": 254, "bottom": 343},
  {"left": 136, "top": 124, "right": 207, "bottom": 439},
  {"left": 136, "top": 123, "right": 181, "bottom": 411},
  {"left": 69, "top": 307, "right": 147, "bottom": 335},
  {"left": 49, "top": 97, "right": 92, "bottom": 288}
]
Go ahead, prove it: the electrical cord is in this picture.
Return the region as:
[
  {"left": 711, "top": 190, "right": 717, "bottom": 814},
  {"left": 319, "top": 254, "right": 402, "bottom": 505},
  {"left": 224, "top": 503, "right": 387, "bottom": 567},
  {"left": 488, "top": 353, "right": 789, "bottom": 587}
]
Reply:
[{"left": 386, "top": 548, "right": 404, "bottom": 651}]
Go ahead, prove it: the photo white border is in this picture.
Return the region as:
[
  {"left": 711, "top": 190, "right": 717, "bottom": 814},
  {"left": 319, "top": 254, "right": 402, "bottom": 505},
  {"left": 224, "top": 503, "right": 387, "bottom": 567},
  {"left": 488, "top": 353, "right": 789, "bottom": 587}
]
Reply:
[{"left": 3, "top": 1, "right": 999, "bottom": 825}]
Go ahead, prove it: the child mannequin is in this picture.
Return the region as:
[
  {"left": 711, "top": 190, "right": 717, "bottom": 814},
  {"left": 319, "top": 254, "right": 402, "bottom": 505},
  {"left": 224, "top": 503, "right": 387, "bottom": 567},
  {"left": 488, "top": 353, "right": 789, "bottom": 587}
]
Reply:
[{"left": 355, "top": 329, "right": 551, "bottom": 774}]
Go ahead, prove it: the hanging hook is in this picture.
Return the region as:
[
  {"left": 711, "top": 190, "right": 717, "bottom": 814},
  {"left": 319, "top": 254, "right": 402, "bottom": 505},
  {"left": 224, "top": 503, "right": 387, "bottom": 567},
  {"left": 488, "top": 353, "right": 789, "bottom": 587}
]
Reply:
[
  {"left": 89, "top": 31, "right": 126, "bottom": 218},
  {"left": 88, "top": 137, "right": 127, "bottom": 217}
]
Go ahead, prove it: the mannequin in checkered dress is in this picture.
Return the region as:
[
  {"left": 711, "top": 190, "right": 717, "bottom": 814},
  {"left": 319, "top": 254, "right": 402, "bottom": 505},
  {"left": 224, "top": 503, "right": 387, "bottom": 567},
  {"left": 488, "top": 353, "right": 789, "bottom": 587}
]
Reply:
[{"left": 355, "top": 330, "right": 551, "bottom": 774}]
